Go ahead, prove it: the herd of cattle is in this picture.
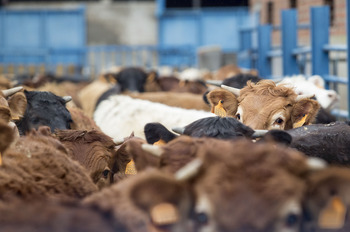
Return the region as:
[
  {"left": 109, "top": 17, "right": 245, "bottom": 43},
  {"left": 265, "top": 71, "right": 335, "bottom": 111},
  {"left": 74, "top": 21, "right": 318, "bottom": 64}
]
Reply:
[{"left": 0, "top": 64, "right": 349, "bottom": 232}]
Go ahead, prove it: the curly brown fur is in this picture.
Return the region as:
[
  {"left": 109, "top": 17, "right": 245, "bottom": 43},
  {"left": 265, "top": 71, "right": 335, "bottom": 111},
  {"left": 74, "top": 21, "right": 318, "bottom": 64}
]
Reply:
[
  {"left": 0, "top": 128, "right": 98, "bottom": 201},
  {"left": 0, "top": 198, "right": 124, "bottom": 232},
  {"left": 55, "top": 129, "right": 120, "bottom": 188},
  {"left": 83, "top": 168, "right": 192, "bottom": 232}
]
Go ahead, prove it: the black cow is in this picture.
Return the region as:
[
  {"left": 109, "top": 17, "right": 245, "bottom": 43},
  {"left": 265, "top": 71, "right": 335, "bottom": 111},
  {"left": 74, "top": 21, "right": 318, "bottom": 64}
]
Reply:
[
  {"left": 287, "top": 121, "right": 350, "bottom": 165},
  {"left": 16, "top": 90, "right": 72, "bottom": 135},
  {"left": 112, "top": 67, "right": 149, "bottom": 93},
  {"left": 144, "top": 116, "right": 272, "bottom": 144},
  {"left": 222, "top": 73, "right": 262, "bottom": 88}
]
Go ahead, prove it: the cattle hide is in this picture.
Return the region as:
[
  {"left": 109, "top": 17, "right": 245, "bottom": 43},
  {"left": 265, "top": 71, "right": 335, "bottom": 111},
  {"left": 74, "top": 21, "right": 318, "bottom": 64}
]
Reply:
[
  {"left": 78, "top": 79, "right": 114, "bottom": 118},
  {"left": 128, "top": 91, "right": 210, "bottom": 111},
  {"left": 222, "top": 73, "right": 262, "bottom": 88},
  {"left": 94, "top": 95, "right": 214, "bottom": 140},
  {"left": 68, "top": 106, "right": 101, "bottom": 131},
  {"left": 287, "top": 121, "right": 350, "bottom": 165},
  {"left": 0, "top": 198, "right": 124, "bottom": 232},
  {"left": 0, "top": 127, "right": 98, "bottom": 201}
]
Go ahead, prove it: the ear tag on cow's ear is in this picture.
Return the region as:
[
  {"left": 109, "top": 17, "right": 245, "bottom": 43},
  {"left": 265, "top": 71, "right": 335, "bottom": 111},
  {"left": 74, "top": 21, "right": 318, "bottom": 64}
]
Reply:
[
  {"left": 318, "top": 196, "right": 346, "bottom": 229},
  {"left": 214, "top": 100, "right": 227, "bottom": 117},
  {"left": 154, "top": 139, "right": 166, "bottom": 146},
  {"left": 151, "top": 203, "right": 179, "bottom": 226},
  {"left": 293, "top": 114, "right": 308, "bottom": 128},
  {"left": 125, "top": 160, "right": 137, "bottom": 175},
  {"left": 0, "top": 153, "right": 2, "bottom": 166},
  {"left": 11, "top": 115, "right": 20, "bottom": 121}
]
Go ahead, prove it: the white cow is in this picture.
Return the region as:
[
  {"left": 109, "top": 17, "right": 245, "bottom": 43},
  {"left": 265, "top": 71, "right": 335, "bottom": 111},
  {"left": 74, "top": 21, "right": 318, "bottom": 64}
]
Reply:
[
  {"left": 278, "top": 75, "right": 340, "bottom": 110},
  {"left": 94, "top": 95, "right": 214, "bottom": 141}
]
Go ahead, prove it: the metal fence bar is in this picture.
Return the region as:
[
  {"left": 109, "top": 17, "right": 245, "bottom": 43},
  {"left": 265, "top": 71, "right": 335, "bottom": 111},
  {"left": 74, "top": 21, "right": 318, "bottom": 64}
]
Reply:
[
  {"left": 257, "top": 25, "right": 272, "bottom": 78},
  {"left": 347, "top": 0, "right": 350, "bottom": 118},
  {"left": 282, "top": 9, "right": 299, "bottom": 76},
  {"left": 311, "top": 6, "right": 330, "bottom": 88}
]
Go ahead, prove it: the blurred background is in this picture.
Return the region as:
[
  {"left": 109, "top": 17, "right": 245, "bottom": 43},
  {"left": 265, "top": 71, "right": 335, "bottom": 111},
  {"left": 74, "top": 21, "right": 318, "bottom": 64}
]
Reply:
[{"left": 0, "top": 0, "right": 348, "bottom": 116}]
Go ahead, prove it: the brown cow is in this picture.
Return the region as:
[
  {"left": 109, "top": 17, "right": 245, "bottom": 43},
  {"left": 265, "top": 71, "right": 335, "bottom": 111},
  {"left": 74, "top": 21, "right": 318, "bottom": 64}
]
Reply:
[
  {"left": 55, "top": 129, "right": 130, "bottom": 189},
  {"left": 207, "top": 80, "right": 320, "bottom": 130},
  {"left": 83, "top": 168, "right": 193, "bottom": 232},
  {"left": 67, "top": 106, "right": 101, "bottom": 131},
  {"left": 0, "top": 198, "right": 124, "bottom": 232},
  {"left": 126, "top": 136, "right": 325, "bottom": 232},
  {"left": 302, "top": 167, "right": 350, "bottom": 232},
  {"left": 0, "top": 126, "right": 98, "bottom": 201}
]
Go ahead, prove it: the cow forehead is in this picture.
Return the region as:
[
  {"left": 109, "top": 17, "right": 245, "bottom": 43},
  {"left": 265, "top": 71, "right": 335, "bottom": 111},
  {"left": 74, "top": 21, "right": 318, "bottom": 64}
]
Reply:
[{"left": 239, "top": 95, "right": 293, "bottom": 121}]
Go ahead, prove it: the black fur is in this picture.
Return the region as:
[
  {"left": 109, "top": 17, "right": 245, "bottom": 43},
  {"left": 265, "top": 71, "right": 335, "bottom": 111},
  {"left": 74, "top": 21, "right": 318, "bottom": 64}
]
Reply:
[
  {"left": 184, "top": 116, "right": 255, "bottom": 139},
  {"left": 144, "top": 123, "right": 178, "bottom": 144},
  {"left": 222, "top": 73, "right": 262, "bottom": 88},
  {"left": 16, "top": 90, "right": 72, "bottom": 135},
  {"left": 287, "top": 121, "right": 350, "bottom": 165}
]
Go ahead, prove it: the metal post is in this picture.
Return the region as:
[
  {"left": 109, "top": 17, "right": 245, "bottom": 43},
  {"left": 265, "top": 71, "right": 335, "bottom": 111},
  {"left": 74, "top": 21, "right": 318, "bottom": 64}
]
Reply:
[
  {"left": 347, "top": 0, "right": 350, "bottom": 118},
  {"left": 282, "top": 9, "right": 299, "bottom": 76},
  {"left": 311, "top": 6, "right": 330, "bottom": 88},
  {"left": 257, "top": 25, "right": 272, "bottom": 78}
]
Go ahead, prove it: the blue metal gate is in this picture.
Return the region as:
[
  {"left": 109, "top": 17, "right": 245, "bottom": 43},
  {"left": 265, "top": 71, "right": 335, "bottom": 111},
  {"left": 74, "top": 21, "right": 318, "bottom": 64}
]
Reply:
[{"left": 0, "top": 6, "right": 86, "bottom": 74}]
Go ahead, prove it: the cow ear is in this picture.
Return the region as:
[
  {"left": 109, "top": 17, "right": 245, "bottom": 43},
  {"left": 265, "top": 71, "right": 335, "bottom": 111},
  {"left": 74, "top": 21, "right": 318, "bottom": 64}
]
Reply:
[
  {"left": 129, "top": 171, "right": 186, "bottom": 227},
  {"left": 207, "top": 89, "right": 238, "bottom": 117},
  {"left": 124, "top": 138, "right": 161, "bottom": 172},
  {"left": 7, "top": 92, "right": 27, "bottom": 121},
  {"left": 291, "top": 98, "right": 320, "bottom": 128}
]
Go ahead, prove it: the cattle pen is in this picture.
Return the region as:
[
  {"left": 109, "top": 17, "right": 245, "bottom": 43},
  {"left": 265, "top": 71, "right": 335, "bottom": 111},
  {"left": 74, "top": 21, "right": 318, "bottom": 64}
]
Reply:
[{"left": 237, "top": 2, "right": 350, "bottom": 120}]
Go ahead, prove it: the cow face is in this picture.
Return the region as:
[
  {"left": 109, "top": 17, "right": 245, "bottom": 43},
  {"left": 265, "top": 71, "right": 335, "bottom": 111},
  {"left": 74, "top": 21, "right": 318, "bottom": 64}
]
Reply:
[
  {"left": 302, "top": 167, "right": 350, "bottom": 231},
  {"left": 181, "top": 139, "right": 309, "bottom": 232},
  {"left": 207, "top": 80, "right": 320, "bottom": 130},
  {"left": 55, "top": 129, "right": 123, "bottom": 189},
  {"left": 16, "top": 90, "right": 72, "bottom": 135},
  {"left": 114, "top": 67, "right": 148, "bottom": 93}
]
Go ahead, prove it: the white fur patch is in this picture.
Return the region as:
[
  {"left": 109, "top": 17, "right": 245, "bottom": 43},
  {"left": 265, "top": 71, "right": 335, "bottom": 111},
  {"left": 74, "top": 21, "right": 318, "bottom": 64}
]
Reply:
[{"left": 94, "top": 95, "right": 214, "bottom": 140}]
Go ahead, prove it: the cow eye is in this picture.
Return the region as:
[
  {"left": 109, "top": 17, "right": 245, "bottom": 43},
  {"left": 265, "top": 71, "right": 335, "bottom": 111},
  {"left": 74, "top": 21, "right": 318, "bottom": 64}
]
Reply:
[
  {"left": 285, "top": 213, "right": 299, "bottom": 227},
  {"left": 102, "top": 169, "right": 110, "bottom": 178},
  {"left": 275, "top": 118, "right": 284, "bottom": 124},
  {"left": 236, "top": 113, "right": 241, "bottom": 120}
]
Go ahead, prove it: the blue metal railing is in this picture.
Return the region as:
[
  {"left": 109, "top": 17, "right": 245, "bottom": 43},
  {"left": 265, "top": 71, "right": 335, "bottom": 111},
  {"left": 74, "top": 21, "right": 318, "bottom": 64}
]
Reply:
[{"left": 238, "top": 4, "right": 349, "bottom": 119}]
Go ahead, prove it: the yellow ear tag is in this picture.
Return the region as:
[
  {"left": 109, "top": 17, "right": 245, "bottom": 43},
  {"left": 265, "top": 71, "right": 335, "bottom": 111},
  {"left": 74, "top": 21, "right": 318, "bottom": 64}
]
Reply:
[
  {"left": 293, "top": 114, "right": 308, "bottom": 128},
  {"left": 318, "top": 196, "right": 346, "bottom": 229},
  {"left": 0, "top": 152, "right": 2, "bottom": 166},
  {"left": 151, "top": 203, "right": 179, "bottom": 226},
  {"left": 125, "top": 160, "right": 137, "bottom": 175},
  {"left": 11, "top": 115, "right": 20, "bottom": 121},
  {"left": 154, "top": 139, "right": 166, "bottom": 146},
  {"left": 214, "top": 100, "right": 227, "bottom": 117}
]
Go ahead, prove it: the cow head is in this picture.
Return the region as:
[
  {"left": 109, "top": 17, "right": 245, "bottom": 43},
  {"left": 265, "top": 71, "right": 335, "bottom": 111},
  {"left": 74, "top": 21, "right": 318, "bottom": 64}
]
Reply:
[
  {"left": 134, "top": 137, "right": 326, "bottom": 232},
  {"left": 302, "top": 167, "right": 350, "bottom": 231},
  {"left": 113, "top": 67, "right": 149, "bottom": 93},
  {"left": 207, "top": 80, "right": 320, "bottom": 130},
  {"left": 55, "top": 129, "right": 129, "bottom": 189},
  {"left": 83, "top": 168, "right": 193, "bottom": 232},
  {"left": 16, "top": 90, "right": 73, "bottom": 135}
]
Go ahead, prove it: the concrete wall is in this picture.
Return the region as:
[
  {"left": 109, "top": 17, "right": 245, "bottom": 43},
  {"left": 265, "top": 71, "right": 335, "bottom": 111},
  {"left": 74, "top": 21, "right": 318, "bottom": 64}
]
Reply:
[{"left": 4, "top": 0, "right": 158, "bottom": 45}]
